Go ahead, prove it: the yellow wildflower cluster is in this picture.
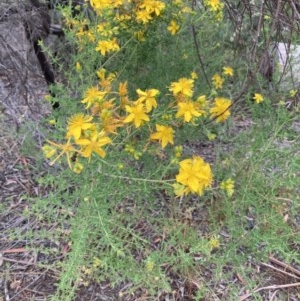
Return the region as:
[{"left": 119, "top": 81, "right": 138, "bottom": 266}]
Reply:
[
  {"left": 66, "top": 0, "right": 196, "bottom": 57},
  {"left": 44, "top": 64, "right": 234, "bottom": 197},
  {"left": 204, "top": 0, "right": 224, "bottom": 20},
  {"left": 90, "top": 0, "right": 166, "bottom": 25},
  {"left": 204, "top": 0, "right": 224, "bottom": 12},
  {"left": 169, "top": 77, "right": 205, "bottom": 123},
  {"left": 212, "top": 66, "right": 234, "bottom": 90},
  {"left": 95, "top": 38, "right": 120, "bottom": 56},
  {"left": 43, "top": 1, "right": 234, "bottom": 198}
]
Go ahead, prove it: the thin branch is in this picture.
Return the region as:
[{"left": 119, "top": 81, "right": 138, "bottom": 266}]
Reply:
[
  {"left": 2, "top": 256, "right": 35, "bottom": 266},
  {"left": 191, "top": 25, "right": 212, "bottom": 89},
  {"left": 289, "top": 0, "right": 300, "bottom": 20},
  {"left": 269, "top": 255, "right": 300, "bottom": 278},
  {"left": 204, "top": 80, "right": 251, "bottom": 125},
  {"left": 239, "top": 282, "right": 300, "bottom": 301},
  {"left": 250, "top": 0, "right": 266, "bottom": 65},
  {"left": 260, "top": 262, "right": 300, "bottom": 280}
]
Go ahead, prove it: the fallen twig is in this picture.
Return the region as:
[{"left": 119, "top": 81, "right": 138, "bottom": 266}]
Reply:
[
  {"left": 4, "top": 277, "right": 10, "bottom": 301},
  {"left": 240, "top": 255, "right": 300, "bottom": 300},
  {"left": 260, "top": 262, "right": 300, "bottom": 280},
  {"left": 1, "top": 256, "right": 35, "bottom": 266},
  {"left": 239, "top": 282, "right": 300, "bottom": 300},
  {"left": 269, "top": 289, "right": 279, "bottom": 301},
  {"left": 0, "top": 248, "right": 27, "bottom": 254},
  {"left": 269, "top": 255, "right": 300, "bottom": 278}
]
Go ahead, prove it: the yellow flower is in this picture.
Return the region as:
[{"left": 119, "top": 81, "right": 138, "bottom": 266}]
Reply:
[
  {"left": 162, "top": 114, "right": 172, "bottom": 120},
  {"left": 290, "top": 89, "right": 297, "bottom": 97},
  {"left": 67, "top": 114, "right": 94, "bottom": 140},
  {"left": 112, "top": 0, "right": 123, "bottom": 8},
  {"left": 99, "top": 79, "right": 112, "bottom": 93},
  {"left": 205, "top": 0, "right": 224, "bottom": 11},
  {"left": 90, "top": 99, "right": 114, "bottom": 116},
  {"left": 175, "top": 156, "right": 213, "bottom": 196},
  {"left": 135, "top": 30, "right": 146, "bottom": 42},
  {"left": 44, "top": 94, "right": 51, "bottom": 102},
  {"left": 174, "top": 145, "right": 183, "bottom": 158},
  {"left": 222, "top": 66, "right": 234, "bottom": 77},
  {"left": 220, "top": 178, "right": 235, "bottom": 197},
  {"left": 120, "top": 96, "right": 130, "bottom": 110},
  {"left": 182, "top": 6, "right": 192, "bottom": 13},
  {"left": 96, "top": 68, "right": 107, "bottom": 80},
  {"left": 176, "top": 101, "right": 205, "bottom": 122},
  {"left": 115, "top": 13, "right": 132, "bottom": 23},
  {"left": 48, "top": 119, "right": 56, "bottom": 126},
  {"left": 210, "top": 97, "right": 231, "bottom": 123},
  {"left": 136, "top": 9, "right": 152, "bottom": 24},
  {"left": 96, "top": 22, "right": 118, "bottom": 36},
  {"left": 81, "top": 87, "right": 106, "bottom": 109},
  {"left": 145, "top": 260, "right": 155, "bottom": 271},
  {"left": 76, "top": 131, "right": 112, "bottom": 159},
  {"left": 96, "top": 68, "right": 115, "bottom": 92},
  {"left": 46, "top": 139, "right": 77, "bottom": 169},
  {"left": 167, "top": 20, "right": 179, "bottom": 35},
  {"left": 182, "top": 53, "right": 188, "bottom": 60},
  {"left": 73, "top": 161, "right": 84, "bottom": 174},
  {"left": 169, "top": 78, "right": 194, "bottom": 97},
  {"left": 125, "top": 144, "right": 142, "bottom": 160},
  {"left": 95, "top": 38, "right": 120, "bottom": 56},
  {"left": 207, "top": 132, "right": 217, "bottom": 140},
  {"left": 119, "top": 81, "right": 128, "bottom": 98},
  {"left": 76, "top": 62, "right": 82, "bottom": 72},
  {"left": 173, "top": 92, "right": 189, "bottom": 104},
  {"left": 82, "top": 266, "right": 92, "bottom": 275},
  {"left": 90, "top": 0, "right": 110, "bottom": 10},
  {"left": 253, "top": 93, "right": 264, "bottom": 104},
  {"left": 209, "top": 236, "right": 220, "bottom": 250},
  {"left": 172, "top": 183, "right": 186, "bottom": 197},
  {"left": 93, "top": 257, "right": 102, "bottom": 268},
  {"left": 140, "top": 0, "right": 166, "bottom": 16},
  {"left": 196, "top": 95, "right": 208, "bottom": 109},
  {"left": 173, "top": 0, "right": 183, "bottom": 5},
  {"left": 136, "top": 88, "right": 159, "bottom": 112},
  {"left": 150, "top": 124, "right": 174, "bottom": 148},
  {"left": 100, "top": 110, "right": 123, "bottom": 134},
  {"left": 191, "top": 71, "right": 198, "bottom": 79},
  {"left": 212, "top": 73, "right": 224, "bottom": 89},
  {"left": 42, "top": 144, "right": 56, "bottom": 159},
  {"left": 124, "top": 103, "right": 150, "bottom": 128},
  {"left": 117, "top": 163, "right": 124, "bottom": 170},
  {"left": 85, "top": 29, "right": 96, "bottom": 42}
]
